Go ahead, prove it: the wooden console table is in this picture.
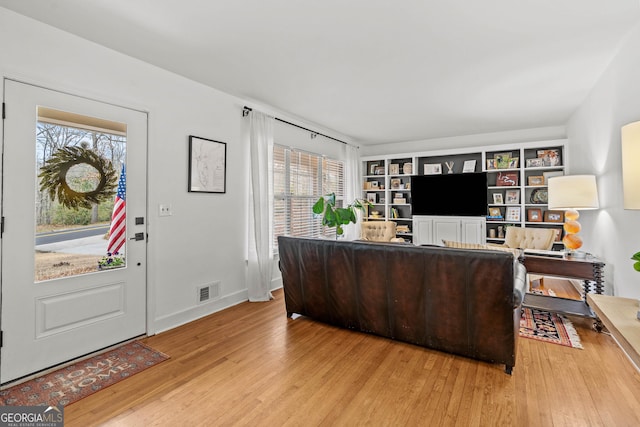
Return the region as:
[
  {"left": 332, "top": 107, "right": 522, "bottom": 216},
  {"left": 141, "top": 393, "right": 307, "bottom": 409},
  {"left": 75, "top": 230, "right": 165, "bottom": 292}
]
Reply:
[
  {"left": 521, "top": 254, "right": 605, "bottom": 320},
  {"left": 587, "top": 294, "right": 640, "bottom": 370}
]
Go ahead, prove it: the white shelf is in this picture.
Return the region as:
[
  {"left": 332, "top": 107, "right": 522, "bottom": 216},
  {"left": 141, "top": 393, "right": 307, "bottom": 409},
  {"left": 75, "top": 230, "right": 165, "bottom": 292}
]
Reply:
[{"left": 362, "top": 141, "right": 566, "bottom": 243}]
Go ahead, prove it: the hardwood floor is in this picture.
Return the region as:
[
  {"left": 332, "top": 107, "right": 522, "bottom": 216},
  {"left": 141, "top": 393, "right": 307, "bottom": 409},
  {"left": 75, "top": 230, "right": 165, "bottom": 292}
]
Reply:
[{"left": 65, "top": 289, "right": 640, "bottom": 426}]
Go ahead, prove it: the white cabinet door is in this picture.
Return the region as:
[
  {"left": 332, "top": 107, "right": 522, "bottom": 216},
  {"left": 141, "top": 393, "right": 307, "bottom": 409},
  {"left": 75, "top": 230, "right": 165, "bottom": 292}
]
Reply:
[
  {"left": 461, "top": 218, "right": 487, "bottom": 244},
  {"left": 413, "top": 215, "right": 486, "bottom": 246},
  {"left": 413, "top": 216, "right": 433, "bottom": 245},
  {"left": 432, "top": 217, "right": 461, "bottom": 244}
]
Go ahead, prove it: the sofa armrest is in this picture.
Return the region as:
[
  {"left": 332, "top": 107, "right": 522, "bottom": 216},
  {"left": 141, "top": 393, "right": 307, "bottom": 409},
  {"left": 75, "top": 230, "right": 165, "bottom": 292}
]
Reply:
[{"left": 512, "top": 261, "right": 527, "bottom": 308}]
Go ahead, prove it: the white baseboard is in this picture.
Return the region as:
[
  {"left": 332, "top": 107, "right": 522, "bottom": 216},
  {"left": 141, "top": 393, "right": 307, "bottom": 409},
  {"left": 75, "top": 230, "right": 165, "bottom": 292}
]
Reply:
[{"left": 153, "top": 289, "right": 248, "bottom": 334}]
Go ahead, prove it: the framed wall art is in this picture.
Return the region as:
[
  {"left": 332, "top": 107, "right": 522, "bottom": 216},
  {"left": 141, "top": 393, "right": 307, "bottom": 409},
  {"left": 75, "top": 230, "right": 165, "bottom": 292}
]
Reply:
[
  {"left": 505, "top": 189, "right": 520, "bottom": 204},
  {"left": 188, "top": 135, "right": 227, "bottom": 193},
  {"left": 505, "top": 206, "right": 521, "bottom": 221},
  {"left": 528, "top": 175, "right": 544, "bottom": 186},
  {"left": 488, "top": 207, "right": 502, "bottom": 218},
  {"left": 424, "top": 163, "right": 442, "bottom": 175},
  {"left": 544, "top": 210, "right": 565, "bottom": 223},
  {"left": 496, "top": 172, "right": 518, "bottom": 186},
  {"left": 527, "top": 208, "right": 542, "bottom": 222}
]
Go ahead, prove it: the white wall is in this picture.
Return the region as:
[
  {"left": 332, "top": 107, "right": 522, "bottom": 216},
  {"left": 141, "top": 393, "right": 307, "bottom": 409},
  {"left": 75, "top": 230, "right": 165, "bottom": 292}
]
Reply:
[
  {"left": 567, "top": 22, "right": 640, "bottom": 299},
  {"left": 0, "top": 8, "right": 350, "bottom": 333}
]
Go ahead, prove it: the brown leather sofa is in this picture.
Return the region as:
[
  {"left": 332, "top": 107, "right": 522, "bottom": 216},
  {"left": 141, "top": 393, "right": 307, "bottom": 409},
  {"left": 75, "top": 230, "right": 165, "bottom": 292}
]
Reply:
[{"left": 278, "top": 236, "right": 527, "bottom": 374}]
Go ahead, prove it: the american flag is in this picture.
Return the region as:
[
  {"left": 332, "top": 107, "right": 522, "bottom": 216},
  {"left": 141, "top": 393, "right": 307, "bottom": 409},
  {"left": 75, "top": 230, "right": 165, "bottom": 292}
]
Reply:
[{"left": 107, "top": 165, "right": 126, "bottom": 254}]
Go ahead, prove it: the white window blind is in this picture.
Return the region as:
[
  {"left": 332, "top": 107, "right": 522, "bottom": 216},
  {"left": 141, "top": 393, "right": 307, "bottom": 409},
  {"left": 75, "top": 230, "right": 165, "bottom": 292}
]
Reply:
[{"left": 273, "top": 144, "right": 344, "bottom": 250}]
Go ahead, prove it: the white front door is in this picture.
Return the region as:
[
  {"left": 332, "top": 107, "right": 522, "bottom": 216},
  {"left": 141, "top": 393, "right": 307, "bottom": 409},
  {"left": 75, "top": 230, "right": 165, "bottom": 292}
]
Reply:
[{"left": 0, "top": 80, "right": 148, "bottom": 384}]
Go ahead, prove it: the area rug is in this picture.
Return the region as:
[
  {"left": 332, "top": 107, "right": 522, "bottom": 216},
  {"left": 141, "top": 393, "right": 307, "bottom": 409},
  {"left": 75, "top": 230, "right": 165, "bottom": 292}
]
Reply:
[
  {"left": 0, "top": 341, "right": 169, "bottom": 407},
  {"left": 530, "top": 288, "right": 557, "bottom": 297},
  {"left": 519, "top": 307, "right": 583, "bottom": 349}
]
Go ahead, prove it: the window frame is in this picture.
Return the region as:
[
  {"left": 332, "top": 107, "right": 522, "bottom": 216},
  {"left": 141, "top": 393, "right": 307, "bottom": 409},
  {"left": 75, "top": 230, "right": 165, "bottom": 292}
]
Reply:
[{"left": 273, "top": 144, "right": 344, "bottom": 251}]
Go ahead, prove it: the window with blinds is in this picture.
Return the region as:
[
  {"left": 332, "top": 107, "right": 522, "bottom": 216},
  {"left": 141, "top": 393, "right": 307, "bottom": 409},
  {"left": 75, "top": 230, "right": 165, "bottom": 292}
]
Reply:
[{"left": 273, "top": 144, "right": 344, "bottom": 250}]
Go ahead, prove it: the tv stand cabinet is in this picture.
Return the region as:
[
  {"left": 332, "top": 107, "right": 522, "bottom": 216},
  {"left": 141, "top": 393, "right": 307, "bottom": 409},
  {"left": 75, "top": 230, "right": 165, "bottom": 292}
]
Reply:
[{"left": 413, "top": 215, "right": 486, "bottom": 246}]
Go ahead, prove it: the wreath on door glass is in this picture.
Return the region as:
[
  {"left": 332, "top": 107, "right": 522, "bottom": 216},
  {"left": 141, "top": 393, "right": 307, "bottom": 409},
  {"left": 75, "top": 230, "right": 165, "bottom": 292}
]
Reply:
[{"left": 38, "top": 145, "right": 117, "bottom": 210}]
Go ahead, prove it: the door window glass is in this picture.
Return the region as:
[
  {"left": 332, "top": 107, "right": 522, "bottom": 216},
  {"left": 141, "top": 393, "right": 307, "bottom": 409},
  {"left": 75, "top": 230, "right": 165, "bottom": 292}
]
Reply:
[{"left": 35, "top": 107, "right": 127, "bottom": 281}]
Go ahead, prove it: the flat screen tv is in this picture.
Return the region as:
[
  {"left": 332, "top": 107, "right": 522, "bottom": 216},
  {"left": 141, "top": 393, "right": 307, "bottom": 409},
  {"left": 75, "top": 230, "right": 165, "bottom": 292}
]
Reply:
[{"left": 411, "top": 172, "right": 487, "bottom": 216}]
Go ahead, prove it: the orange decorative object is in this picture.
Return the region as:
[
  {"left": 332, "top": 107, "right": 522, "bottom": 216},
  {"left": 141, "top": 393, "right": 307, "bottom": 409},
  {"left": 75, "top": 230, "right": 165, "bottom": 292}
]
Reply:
[
  {"left": 564, "top": 209, "right": 580, "bottom": 221},
  {"left": 562, "top": 233, "right": 583, "bottom": 250},
  {"left": 563, "top": 220, "right": 581, "bottom": 234}
]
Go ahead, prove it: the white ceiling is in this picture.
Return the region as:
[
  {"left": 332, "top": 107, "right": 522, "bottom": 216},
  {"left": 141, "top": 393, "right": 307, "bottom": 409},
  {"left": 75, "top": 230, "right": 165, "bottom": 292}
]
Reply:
[{"left": 1, "top": 0, "right": 639, "bottom": 145}]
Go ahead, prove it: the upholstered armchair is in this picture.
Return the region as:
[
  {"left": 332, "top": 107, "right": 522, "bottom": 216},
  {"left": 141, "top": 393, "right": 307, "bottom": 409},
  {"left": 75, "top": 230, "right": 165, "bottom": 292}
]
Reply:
[
  {"left": 360, "top": 221, "right": 406, "bottom": 243},
  {"left": 494, "top": 227, "right": 556, "bottom": 250}
]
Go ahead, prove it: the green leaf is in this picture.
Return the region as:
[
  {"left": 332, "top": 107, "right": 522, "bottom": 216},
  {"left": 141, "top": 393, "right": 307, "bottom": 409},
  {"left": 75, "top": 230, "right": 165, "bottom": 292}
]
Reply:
[
  {"left": 312, "top": 197, "right": 325, "bottom": 215},
  {"left": 634, "top": 261, "right": 640, "bottom": 272},
  {"left": 336, "top": 224, "right": 344, "bottom": 235},
  {"left": 324, "top": 208, "right": 337, "bottom": 227},
  {"left": 631, "top": 251, "right": 640, "bottom": 262},
  {"left": 336, "top": 208, "right": 352, "bottom": 224}
]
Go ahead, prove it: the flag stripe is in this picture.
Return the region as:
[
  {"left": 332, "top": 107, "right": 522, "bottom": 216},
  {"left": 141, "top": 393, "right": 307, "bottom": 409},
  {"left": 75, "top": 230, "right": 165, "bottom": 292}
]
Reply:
[{"left": 107, "top": 165, "right": 126, "bottom": 255}]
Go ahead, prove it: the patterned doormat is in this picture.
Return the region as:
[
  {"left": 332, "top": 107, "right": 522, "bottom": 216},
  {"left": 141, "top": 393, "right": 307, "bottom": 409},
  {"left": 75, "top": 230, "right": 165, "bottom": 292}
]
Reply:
[
  {"left": 0, "top": 341, "right": 169, "bottom": 407},
  {"left": 519, "top": 307, "right": 583, "bottom": 349}
]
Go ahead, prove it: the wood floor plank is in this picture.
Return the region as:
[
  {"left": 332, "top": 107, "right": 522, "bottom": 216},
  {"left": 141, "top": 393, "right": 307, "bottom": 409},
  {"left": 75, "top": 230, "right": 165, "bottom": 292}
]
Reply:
[{"left": 61, "top": 289, "right": 640, "bottom": 426}]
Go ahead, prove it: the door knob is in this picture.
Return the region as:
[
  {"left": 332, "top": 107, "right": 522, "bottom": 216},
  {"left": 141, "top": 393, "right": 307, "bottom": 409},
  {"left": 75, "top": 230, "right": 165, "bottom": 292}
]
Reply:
[{"left": 130, "top": 232, "right": 145, "bottom": 241}]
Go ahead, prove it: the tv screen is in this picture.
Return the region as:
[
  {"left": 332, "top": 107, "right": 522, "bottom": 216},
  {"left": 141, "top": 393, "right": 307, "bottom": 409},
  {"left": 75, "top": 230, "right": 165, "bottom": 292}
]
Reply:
[{"left": 411, "top": 172, "right": 487, "bottom": 216}]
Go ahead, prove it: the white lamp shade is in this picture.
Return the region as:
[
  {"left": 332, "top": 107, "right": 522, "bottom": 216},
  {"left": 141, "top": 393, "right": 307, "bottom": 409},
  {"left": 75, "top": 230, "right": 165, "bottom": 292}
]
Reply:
[
  {"left": 622, "top": 121, "right": 640, "bottom": 209},
  {"left": 547, "top": 175, "right": 599, "bottom": 210}
]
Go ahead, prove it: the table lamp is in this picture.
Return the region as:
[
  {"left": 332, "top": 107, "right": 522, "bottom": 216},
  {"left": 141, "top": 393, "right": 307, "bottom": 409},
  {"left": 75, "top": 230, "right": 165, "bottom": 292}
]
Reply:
[{"left": 547, "top": 175, "right": 599, "bottom": 258}]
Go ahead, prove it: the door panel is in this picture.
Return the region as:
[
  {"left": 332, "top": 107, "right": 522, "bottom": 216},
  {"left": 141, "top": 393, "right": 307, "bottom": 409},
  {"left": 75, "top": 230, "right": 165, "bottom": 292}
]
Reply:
[{"left": 1, "top": 80, "right": 147, "bottom": 384}]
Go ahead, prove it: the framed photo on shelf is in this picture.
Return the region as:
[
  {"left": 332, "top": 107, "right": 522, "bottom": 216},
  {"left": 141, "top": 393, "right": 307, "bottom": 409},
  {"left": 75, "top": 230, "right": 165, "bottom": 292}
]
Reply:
[
  {"left": 493, "top": 193, "right": 504, "bottom": 204},
  {"left": 527, "top": 208, "right": 543, "bottom": 222},
  {"left": 528, "top": 175, "right": 544, "bottom": 186},
  {"left": 486, "top": 159, "right": 496, "bottom": 170},
  {"left": 537, "top": 149, "right": 561, "bottom": 166},
  {"left": 496, "top": 172, "right": 519, "bottom": 186},
  {"left": 505, "top": 206, "right": 521, "bottom": 221},
  {"left": 508, "top": 157, "right": 519, "bottom": 168},
  {"left": 366, "top": 193, "right": 377, "bottom": 204},
  {"left": 495, "top": 152, "right": 511, "bottom": 169},
  {"left": 389, "top": 163, "right": 400, "bottom": 175},
  {"left": 369, "top": 163, "right": 379, "bottom": 175},
  {"left": 188, "top": 135, "right": 227, "bottom": 193},
  {"left": 488, "top": 207, "right": 502, "bottom": 218},
  {"left": 370, "top": 180, "right": 379, "bottom": 188},
  {"left": 544, "top": 210, "right": 565, "bottom": 223},
  {"left": 424, "top": 163, "right": 442, "bottom": 175},
  {"left": 463, "top": 160, "right": 477, "bottom": 173},
  {"left": 526, "top": 158, "right": 544, "bottom": 168},
  {"left": 505, "top": 189, "right": 520, "bottom": 204},
  {"left": 374, "top": 166, "right": 385, "bottom": 175},
  {"left": 390, "top": 178, "right": 401, "bottom": 189}
]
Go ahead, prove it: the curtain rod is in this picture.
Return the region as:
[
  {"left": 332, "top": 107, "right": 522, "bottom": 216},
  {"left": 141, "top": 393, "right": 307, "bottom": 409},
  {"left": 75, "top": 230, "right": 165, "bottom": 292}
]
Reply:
[{"left": 242, "top": 106, "right": 348, "bottom": 146}]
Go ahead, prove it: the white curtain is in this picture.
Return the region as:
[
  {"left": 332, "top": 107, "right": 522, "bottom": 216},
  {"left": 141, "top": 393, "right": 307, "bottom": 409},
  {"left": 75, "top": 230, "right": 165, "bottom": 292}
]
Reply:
[
  {"left": 247, "top": 111, "right": 274, "bottom": 302},
  {"left": 342, "top": 143, "right": 361, "bottom": 241}
]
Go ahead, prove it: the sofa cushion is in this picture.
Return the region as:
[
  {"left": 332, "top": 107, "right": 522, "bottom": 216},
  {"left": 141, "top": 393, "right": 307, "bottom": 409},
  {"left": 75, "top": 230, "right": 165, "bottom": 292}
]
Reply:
[{"left": 442, "top": 240, "right": 522, "bottom": 258}]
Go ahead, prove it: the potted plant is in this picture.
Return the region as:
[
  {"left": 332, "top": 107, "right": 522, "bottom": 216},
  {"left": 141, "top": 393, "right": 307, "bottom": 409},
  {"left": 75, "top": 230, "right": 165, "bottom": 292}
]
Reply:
[
  {"left": 632, "top": 252, "right": 640, "bottom": 272},
  {"left": 312, "top": 193, "right": 369, "bottom": 236}
]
